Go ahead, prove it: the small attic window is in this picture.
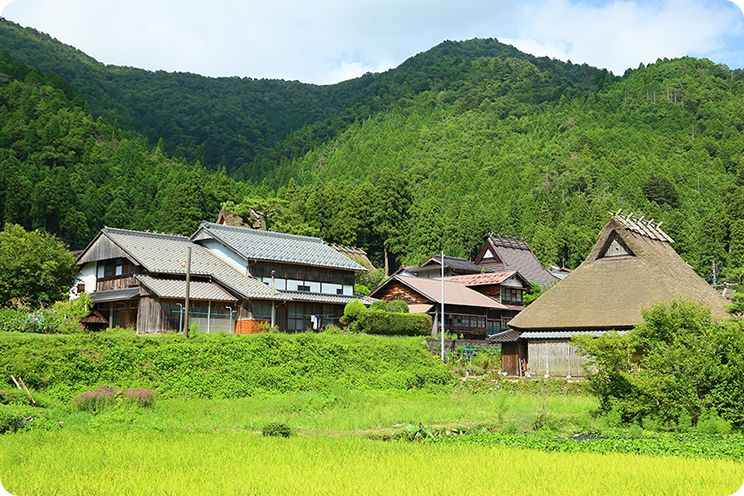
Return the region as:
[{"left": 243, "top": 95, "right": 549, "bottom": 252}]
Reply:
[{"left": 599, "top": 232, "right": 634, "bottom": 258}]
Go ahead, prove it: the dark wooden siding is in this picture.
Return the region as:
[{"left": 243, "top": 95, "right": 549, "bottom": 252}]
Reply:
[
  {"left": 96, "top": 276, "right": 138, "bottom": 291},
  {"left": 477, "top": 285, "right": 500, "bottom": 297},
  {"left": 251, "top": 261, "right": 354, "bottom": 285},
  {"left": 376, "top": 281, "right": 430, "bottom": 305},
  {"left": 501, "top": 342, "right": 519, "bottom": 377},
  {"left": 137, "top": 296, "right": 164, "bottom": 333},
  {"left": 77, "top": 235, "right": 134, "bottom": 265}
]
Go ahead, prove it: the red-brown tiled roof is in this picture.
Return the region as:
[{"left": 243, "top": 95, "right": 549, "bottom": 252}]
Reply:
[{"left": 444, "top": 272, "right": 519, "bottom": 286}]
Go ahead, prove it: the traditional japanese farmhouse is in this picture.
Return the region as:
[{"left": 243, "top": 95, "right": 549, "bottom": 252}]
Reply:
[
  {"left": 475, "top": 235, "right": 558, "bottom": 287},
  {"left": 492, "top": 211, "right": 731, "bottom": 378},
  {"left": 370, "top": 271, "right": 529, "bottom": 339},
  {"left": 75, "top": 222, "right": 371, "bottom": 333}
]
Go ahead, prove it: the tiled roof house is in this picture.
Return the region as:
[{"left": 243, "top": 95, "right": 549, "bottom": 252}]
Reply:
[{"left": 75, "top": 223, "right": 373, "bottom": 334}]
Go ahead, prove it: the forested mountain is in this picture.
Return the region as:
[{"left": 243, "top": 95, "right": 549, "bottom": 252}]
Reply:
[
  {"left": 0, "top": 19, "right": 597, "bottom": 175},
  {"left": 0, "top": 52, "right": 254, "bottom": 248},
  {"left": 0, "top": 18, "right": 376, "bottom": 172},
  {"left": 253, "top": 56, "right": 744, "bottom": 282},
  {"left": 0, "top": 18, "right": 742, "bottom": 285}
]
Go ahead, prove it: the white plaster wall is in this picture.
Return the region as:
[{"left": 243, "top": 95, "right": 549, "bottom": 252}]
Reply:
[
  {"left": 70, "top": 262, "right": 97, "bottom": 299},
  {"left": 200, "top": 239, "right": 248, "bottom": 274}
]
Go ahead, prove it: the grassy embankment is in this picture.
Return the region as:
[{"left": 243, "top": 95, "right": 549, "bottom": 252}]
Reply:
[{"left": 1, "top": 331, "right": 743, "bottom": 495}]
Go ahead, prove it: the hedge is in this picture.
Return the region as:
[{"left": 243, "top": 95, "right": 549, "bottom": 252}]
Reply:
[{"left": 354, "top": 310, "right": 431, "bottom": 337}]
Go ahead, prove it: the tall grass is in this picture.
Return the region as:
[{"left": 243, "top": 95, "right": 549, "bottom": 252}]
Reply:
[
  {"left": 42, "top": 389, "right": 598, "bottom": 435},
  {"left": 1, "top": 431, "right": 742, "bottom": 495}
]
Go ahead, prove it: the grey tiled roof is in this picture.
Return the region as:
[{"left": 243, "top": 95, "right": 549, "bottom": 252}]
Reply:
[
  {"left": 135, "top": 274, "right": 236, "bottom": 301},
  {"left": 412, "top": 255, "right": 489, "bottom": 274},
  {"left": 100, "top": 228, "right": 279, "bottom": 300},
  {"left": 280, "top": 291, "right": 377, "bottom": 306},
  {"left": 90, "top": 288, "right": 140, "bottom": 303},
  {"left": 484, "top": 236, "right": 558, "bottom": 287},
  {"left": 519, "top": 330, "right": 630, "bottom": 339},
  {"left": 193, "top": 222, "right": 366, "bottom": 272}
]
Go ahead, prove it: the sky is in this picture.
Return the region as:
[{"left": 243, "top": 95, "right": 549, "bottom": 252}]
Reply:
[{"left": 1, "top": 0, "right": 743, "bottom": 85}]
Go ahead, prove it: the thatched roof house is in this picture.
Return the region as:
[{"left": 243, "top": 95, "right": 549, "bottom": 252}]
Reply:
[{"left": 493, "top": 211, "right": 730, "bottom": 378}]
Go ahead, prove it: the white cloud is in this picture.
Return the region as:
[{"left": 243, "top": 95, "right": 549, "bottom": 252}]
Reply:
[
  {"left": 503, "top": 0, "right": 743, "bottom": 74},
  {"left": 1, "top": 0, "right": 743, "bottom": 83}
]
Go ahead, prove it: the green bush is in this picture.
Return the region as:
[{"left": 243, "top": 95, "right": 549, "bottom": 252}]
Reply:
[
  {"left": 340, "top": 300, "right": 367, "bottom": 326},
  {"left": 0, "top": 308, "right": 31, "bottom": 332},
  {"left": 369, "top": 301, "right": 387, "bottom": 312},
  {"left": 385, "top": 299, "right": 409, "bottom": 313},
  {"left": 575, "top": 300, "right": 744, "bottom": 427},
  {"left": 262, "top": 422, "right": 291, "bottom": 438},
  {"left": 0, "top": 387, "right": 29, "bottom": 405},
  {"left": 354, "top": 310, "right": 431, "bottom": 336},
  {"left": 697, "top": 409, "right": 731, "bottom": 435}
]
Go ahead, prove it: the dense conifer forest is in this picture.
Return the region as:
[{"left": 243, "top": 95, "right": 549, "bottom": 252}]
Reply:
[{"left": 0, "top": 18, "right": 742, "bottom": 284}]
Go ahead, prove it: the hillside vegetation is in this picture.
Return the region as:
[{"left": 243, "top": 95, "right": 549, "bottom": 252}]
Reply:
[
  {"left": 0, "top": 19, "right": 742, "bottom": 280},
  {"left": 0, "top": 331, "right": 453, "bottom": 400},
  {"left": 256, "top": 56, "right": 744, "bottom": 276}
]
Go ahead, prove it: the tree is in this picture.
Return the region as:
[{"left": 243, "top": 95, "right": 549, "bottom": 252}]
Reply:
[
  {"left": 575, "top": 300, "right": 744, "bottom": 427},
  {"left": 0, "top": 223, "right": 78, "bottom": 309}
]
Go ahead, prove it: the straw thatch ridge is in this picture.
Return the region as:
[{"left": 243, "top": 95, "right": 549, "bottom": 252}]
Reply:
[{"left": 508, "top": 214, "right": 730, "bottom": 331}]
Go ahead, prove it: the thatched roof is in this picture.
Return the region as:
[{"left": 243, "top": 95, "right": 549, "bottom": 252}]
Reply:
[{"left": 509, "top": 211, "right": 730, "bottom": 331}]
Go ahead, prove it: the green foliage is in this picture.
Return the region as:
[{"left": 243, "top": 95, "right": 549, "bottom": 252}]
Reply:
[
  {"left": 725, "top": 291, "right": 744, "bottom": 316},
  {"left": 340, "top": 300, "right": 367, "bottom": 327},
  {"left": 0, "top": 224, "right": 78, "bottom": 309},
  {"left": 385, "top": 299, "right": 409, "bottom": 313},
  {"left": 352, "top": 310, "right": 431, "bottom": 337},
  {"left": 697, "top": 409, "right": 732, "bottom": 435},
  {"left": 262, "top": 422, "right": 291, "bottom": 438},
  {"left": 369, "top": 301, "right": 387, "bottom": 312},
  {"left": 575, "top": 300, "right": 744, "bottom": 427},
  {"left": 0, "top": 332, "right": 454, "bottom": 400},
  {"left": 445, "top": 430, "right": 744, "bottom": 461},
  {"left": 0, "top": 404, "right": 28, "bottom": 433},
  {"left": 353, "top": 284, "right": 370, "bottom": 296}
]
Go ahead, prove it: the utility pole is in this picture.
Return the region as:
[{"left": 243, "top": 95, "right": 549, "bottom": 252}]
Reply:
[
  {"left": 440, "top": 250, "right": 445, "bottom": 362},
  {"left": 184, "top": 247, "right": 191, "bottom": 337},
  {"left": 271, "top": 270, "right": 276, "bottom": 328}
]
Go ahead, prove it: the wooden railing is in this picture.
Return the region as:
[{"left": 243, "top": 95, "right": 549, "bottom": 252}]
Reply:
[{"left": 96, "top": 276, "right": 137, "bottom": 291}]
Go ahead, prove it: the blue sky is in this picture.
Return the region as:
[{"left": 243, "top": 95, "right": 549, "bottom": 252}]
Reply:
[{"left": 1, "top": 0, "right": 743, "bottom": 84}]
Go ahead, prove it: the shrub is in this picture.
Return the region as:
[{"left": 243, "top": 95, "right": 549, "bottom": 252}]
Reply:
[
  {"left": 697, "top": 409, "right": 731, "bottom": 435},
  {"left": 354, "top": 284, "right": 370, "bottom": 296},
  {"left": 575, "top": 300, "right": 744, "bottom": 427},
  {"left": 340, "top": 300, "right": 366, "bottom": 326},
  {"left": 262, "top": 422, "right": 291, "bottom": 438},
  {"left": 369, "top": 301, "right": 387, "bottom": 312},
  {"left": 0, "top": 308, "right": 31, "bottom": 332},
  {"left": 385, "top": 299, "right": 409, "bottom": 313},
  {"left": 354, "top": 310, "right": 431, "bottom": 336},
  {"left": 0, "top": 387, "right": 29, "bottom": 406},
  {"left": 321, "top": 325, "right": 346, "bottom": 334}
]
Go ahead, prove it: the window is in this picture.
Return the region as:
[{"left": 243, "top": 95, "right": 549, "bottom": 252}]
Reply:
[
  {"left": 251, "top": 303, "right": 272, "bottom": 320},
  {"left": 336, "top": 288, "right": 344, "bottom": 295},
  {"left": 297, "top": 285, "right": 310, "bottom": 292},
  {"left": 502, "top": 288, "right": 523, "bottom": 304},
  {"left": 102, "top": 258, "right": 133, "bottom": 279}
]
